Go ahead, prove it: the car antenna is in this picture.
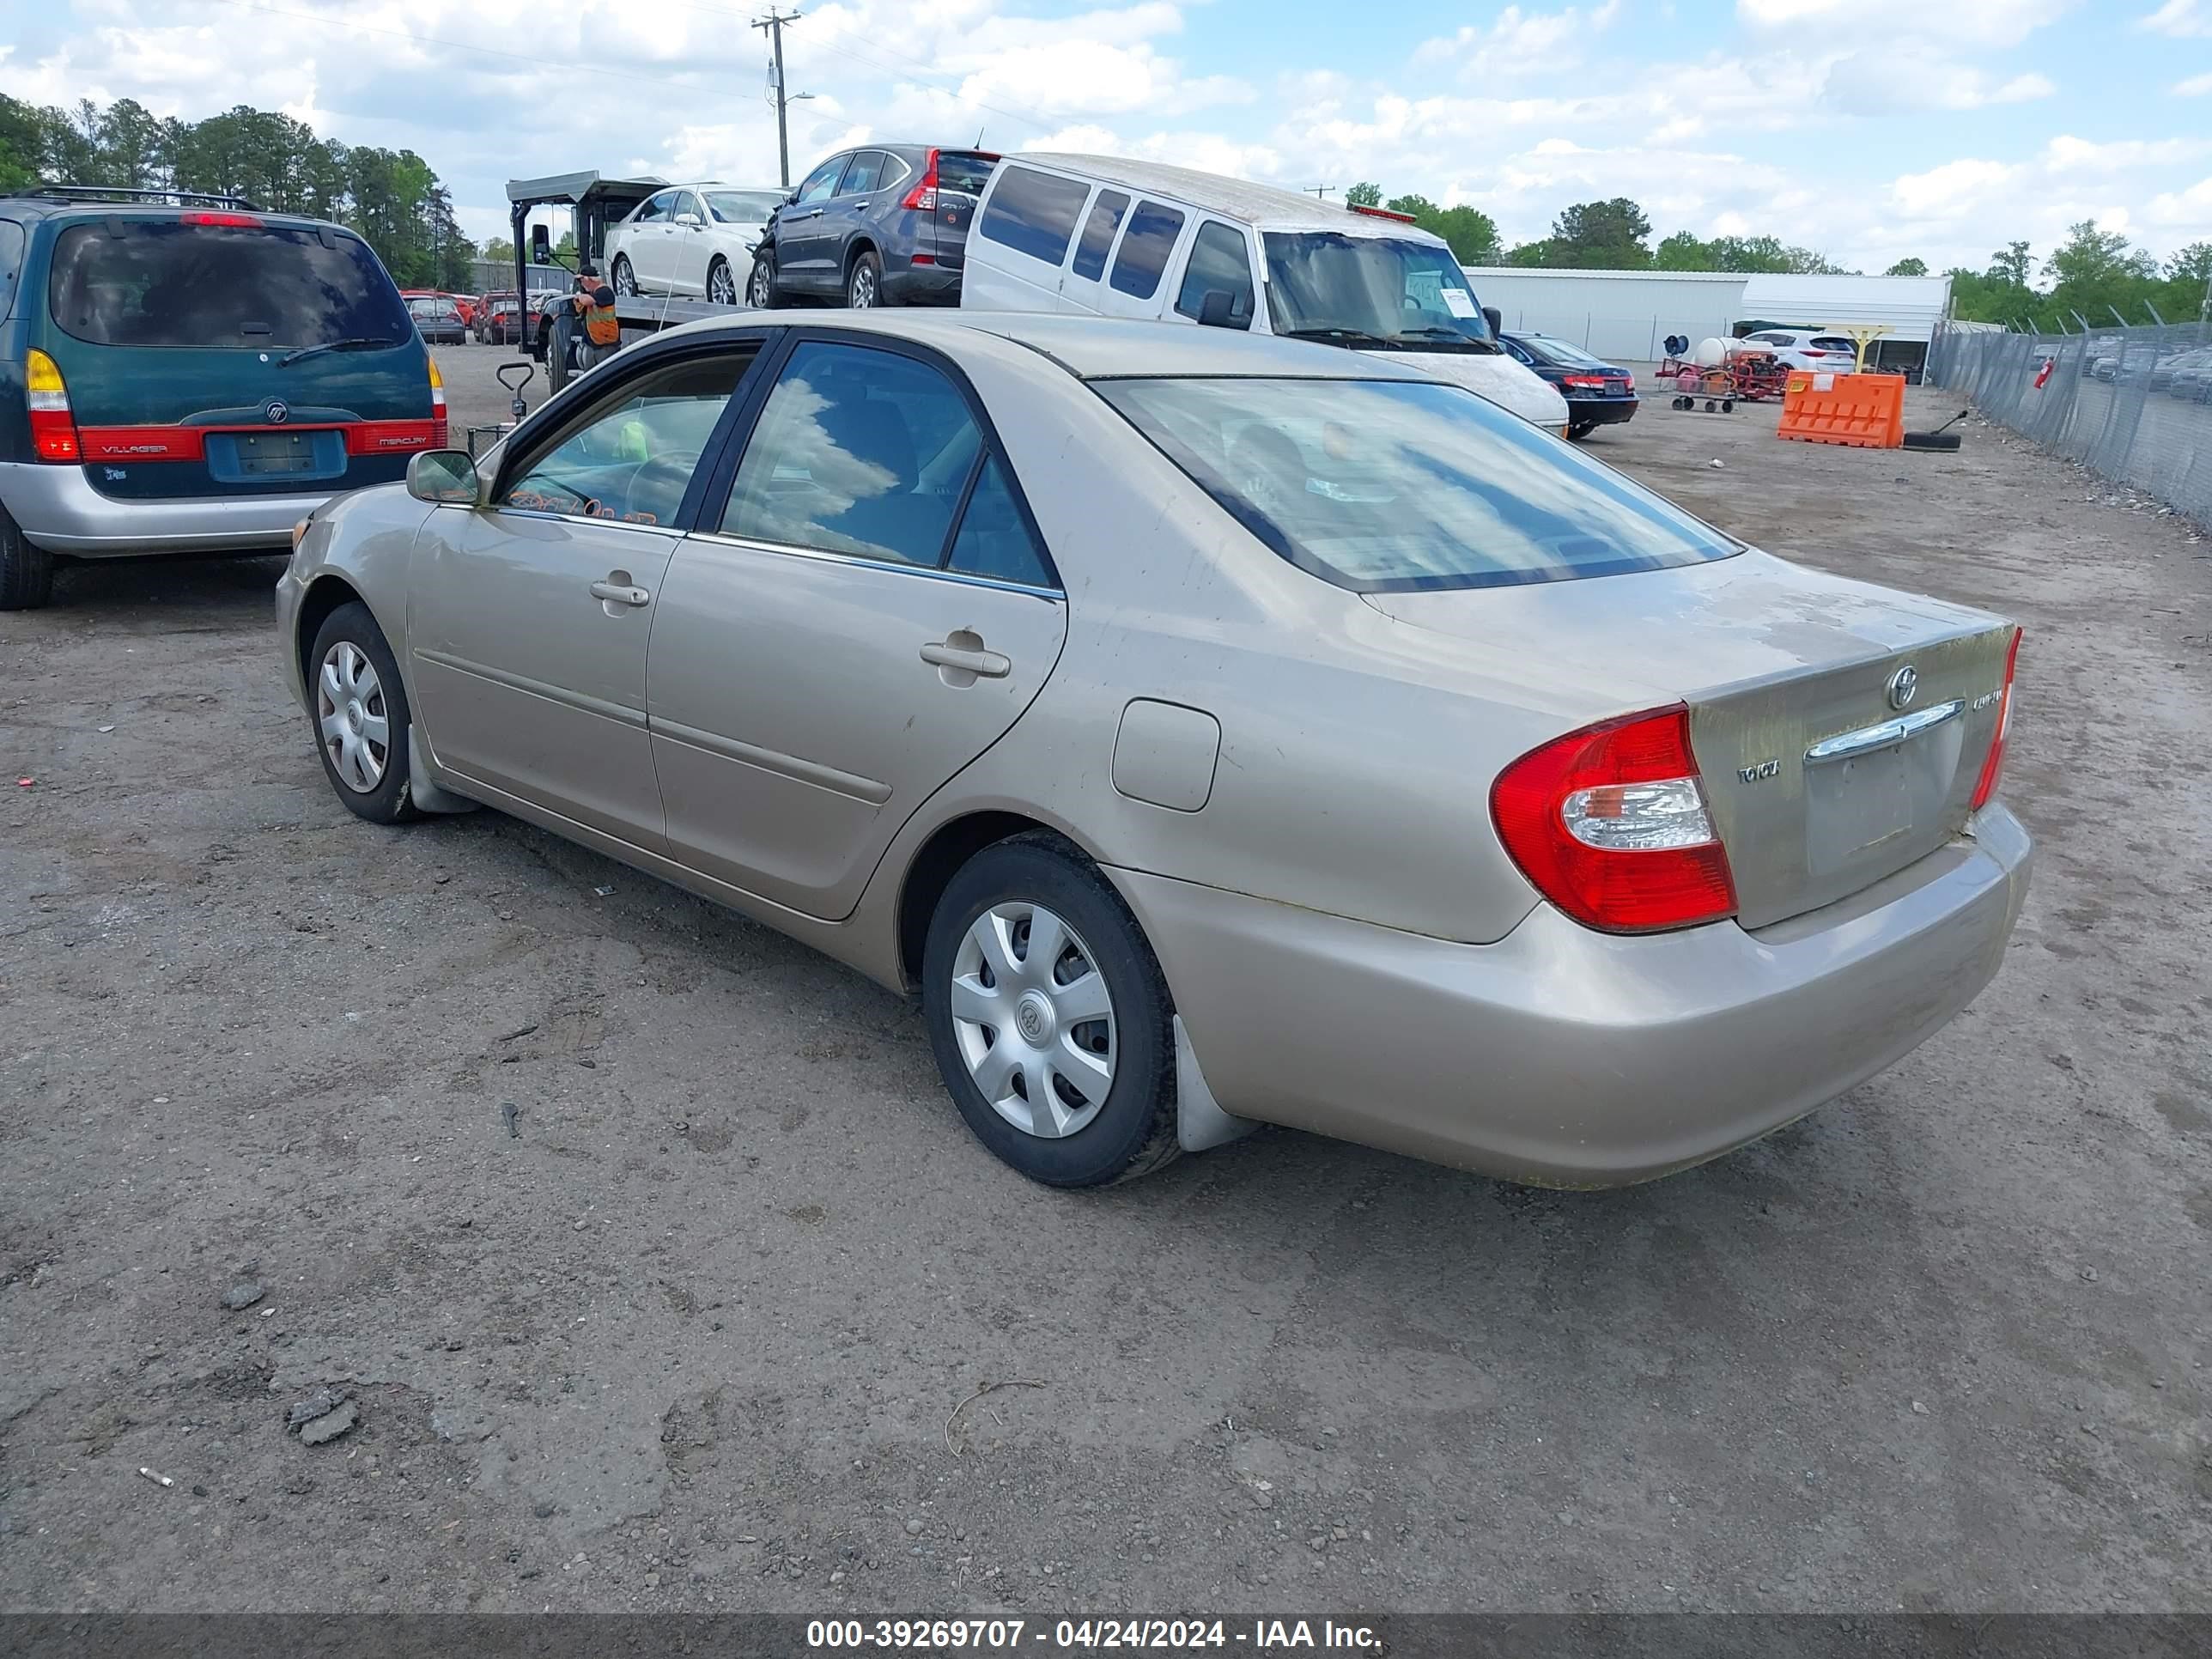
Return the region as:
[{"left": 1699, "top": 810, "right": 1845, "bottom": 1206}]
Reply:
[{"left": 975, "top": 126, "right": 986, "bottom": 148}]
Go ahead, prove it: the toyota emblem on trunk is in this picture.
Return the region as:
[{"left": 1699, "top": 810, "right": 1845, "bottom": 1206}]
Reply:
[
  {"left": 265, "top": 400, "right": 289, "bottom": 424},
  {"left": 1887, "top": 665, "right": 1918, "bottom": 709}
]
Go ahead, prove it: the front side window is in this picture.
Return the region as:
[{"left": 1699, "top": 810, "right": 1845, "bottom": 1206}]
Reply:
[
  {"left": 720, "top": 341, "right": 1052, "bottom": 585},
  {"left": 635, "top": 193, "right": 672, "bottom": 224},
  {"left": 977, "top": 167, "right": 1091, "bottom": 267},
  {"left": 1174, "top": 220, "right": 1255, "bottom": 327},
  {"left": 795, "top": 157, "right": 846, "bottom": 205},
  {"left": 1261, "top": 232, "right": 1495, "bottom": 349},
  {"left": 1070, "top": 191, "right": 1127, "bottom": 282},
  {"left": 501, "top": 350, "right": 754, "bottom": 527},
  {"left": 1097, "top": 376, "right": 1737, "bottom": 593},
  {"left": 675, "top": 192, "right": 705, "bottom": 222},
  {"left": 47, "top": 220, "right": 411, "bottom": 349},
  {"left": 708, "top": 190, "right": 785, "bottom": 224},
  {"left": 1109, "top": 201, "right": 1185, "bottom": 300}
]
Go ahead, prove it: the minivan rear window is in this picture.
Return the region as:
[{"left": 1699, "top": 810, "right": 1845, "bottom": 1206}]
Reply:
[
  {"left": 1109, "top": 202, "right": 1185, "bottom": 301},
  {"left": 0, "top": 220, "right": 25, "bottom": 319},
  {"left": 934, "top": 151, "right": 999, "bottom": 198},
  {"left": 978, "top": 167, "right": 1091, "bottom": 266},
  {"left": 1099, "top": 376, "right": 1737, "bottom": 593},
  {"left": 48, "top": 220, "right": 412, "bottom": 349}
]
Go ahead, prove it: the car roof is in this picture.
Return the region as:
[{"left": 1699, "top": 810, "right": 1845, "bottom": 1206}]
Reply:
[
  {"left": 1000, "top": 154, "right": 1451, "bottom": 244},
  {"left": 0, "top": 191, "right": 347, "bottom": 233},
  {"left": 659, "top": 308, "right": 1441, "bottom": 382}
]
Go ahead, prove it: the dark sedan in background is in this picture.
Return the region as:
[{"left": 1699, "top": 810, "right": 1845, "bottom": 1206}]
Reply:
[
  {"left": 405, "top": 294, "right": 469, "bottom": 346},
  {"left": 1500, "top": 331, "right": 1638, "bottom": 439},
  {"left": 746, "top": 143, "right": 1000, "bottom": 310}
]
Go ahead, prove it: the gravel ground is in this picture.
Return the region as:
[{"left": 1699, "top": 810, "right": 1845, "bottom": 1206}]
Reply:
[{"left": 3, "top": 341, "right": 2209, "bottom": 1616}]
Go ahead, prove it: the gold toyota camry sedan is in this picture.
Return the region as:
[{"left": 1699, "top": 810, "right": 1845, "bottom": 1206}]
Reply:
[{"left": 276, "top": 311, "right": 2030, "bottom": 1189}]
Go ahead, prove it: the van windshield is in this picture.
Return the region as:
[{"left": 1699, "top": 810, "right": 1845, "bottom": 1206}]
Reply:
[
  {"left": 48, "top": 219, "right": 411, "bottom": 349},
  {"left": 1261, "top": 233, "right": 1497, "bottom": 352}
]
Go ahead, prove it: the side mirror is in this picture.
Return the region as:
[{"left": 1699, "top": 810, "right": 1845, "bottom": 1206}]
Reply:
[
  {"left": 1198, "top": 289, "right": 1243, "bottom": 330},
  {"left": 1482, "top": 305, "right": 1503, "bottom": 335},
  {"left": 785, "top": 188, "right": 800, "bottom": 205},
  {"left": 674, "top": 211, "right": 702, "bottom": 228},
  {"left": 407, "top": 449, "right": 482, "bottom": 506},
  {"left": 529, "top": 223, "right": 551, "bottom": 264}
]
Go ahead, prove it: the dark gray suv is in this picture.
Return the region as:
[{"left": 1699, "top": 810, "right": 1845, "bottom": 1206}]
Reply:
[{"left": 746, "top": 144, "right": 999, "bottom": 310}]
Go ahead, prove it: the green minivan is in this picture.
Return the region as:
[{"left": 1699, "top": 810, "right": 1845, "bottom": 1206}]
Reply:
[{"left": 0, "top": 187, "right": 447, "bottom": 608}]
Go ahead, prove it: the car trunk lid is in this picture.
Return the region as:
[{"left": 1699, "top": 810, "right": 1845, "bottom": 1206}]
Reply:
[
  {"left": 1361, "top": 550, "right": 2017, "bottom": 929},
  {"left": 925, "top": 150, "right": 997, "bottom": 269}
]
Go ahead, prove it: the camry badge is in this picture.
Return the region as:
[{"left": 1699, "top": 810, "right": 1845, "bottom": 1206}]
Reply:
[{"left": 1887, "top": 665, "right": 1918, "bottom": 710}]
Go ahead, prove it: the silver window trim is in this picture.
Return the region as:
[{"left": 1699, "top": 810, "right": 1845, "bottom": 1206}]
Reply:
[{"left": 692, "top": 527, "right": 1063, "bottom": 597}]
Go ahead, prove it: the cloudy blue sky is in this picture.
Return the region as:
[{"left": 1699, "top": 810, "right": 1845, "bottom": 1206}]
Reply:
[{"left": 4, "top": 0, "right": 2209, "bottom": 275}]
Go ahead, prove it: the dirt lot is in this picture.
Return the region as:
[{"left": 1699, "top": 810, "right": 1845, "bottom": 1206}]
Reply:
[{"left": 3, "top": 340, "right": 2209, "bottom": 1617}]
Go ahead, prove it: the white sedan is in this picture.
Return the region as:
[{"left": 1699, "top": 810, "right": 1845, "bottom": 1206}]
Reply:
[{"left": 605, "top": 183, "right": 786, "bottom": 305}]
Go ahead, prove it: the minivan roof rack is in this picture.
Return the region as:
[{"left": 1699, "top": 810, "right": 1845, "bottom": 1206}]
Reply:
[{"left": 4, "top": 184, "right": 265, "bottom": 211}]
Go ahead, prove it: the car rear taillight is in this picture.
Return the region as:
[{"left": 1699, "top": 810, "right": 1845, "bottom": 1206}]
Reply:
[
  {"left": 24, "top": 349, "right": 80, "bottom": 463},
  {"left": 428, "top": 356, "right": 448, "bottom": 448},
  {"left": 181, "top": 210, "right": 263, "bottom": 228},
  {"left": 1969, "top": 629, "right": 2021, "bottom": 811},
  {"left": 900, "top": 149, "right": 941, "bottom": 212},
  {"left": 1560, "top": 374, "right": 1607, "bottom": 388},
  {"left": 1490, "top": 705, "right": 1737, "bottom": 934},
  {"left": 1621, "top": 374, "right": 1635, "bottom": 392}
]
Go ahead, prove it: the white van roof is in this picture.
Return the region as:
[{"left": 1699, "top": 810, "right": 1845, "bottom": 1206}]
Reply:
[{"left": 1009, "top": 153, "right": 1447, "bottom": 243}]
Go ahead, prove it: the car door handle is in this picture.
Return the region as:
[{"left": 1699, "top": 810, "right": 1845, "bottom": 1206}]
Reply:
[
  {"left": 590, "top": 579, "right": 652, "bottom": 607},
  {"left": 921, "top": 641, "right": 1011, "bottom": 678},
  {"left": 794, "top": 209, "right": 823, "bottom": 219}
]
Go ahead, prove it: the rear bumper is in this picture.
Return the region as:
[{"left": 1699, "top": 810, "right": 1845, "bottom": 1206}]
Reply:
[
  {"left": 884, "top": 258, "right": 963, "bottom": 305},
  {"left": 1566, "top": 397, "right": 1638, "bottom": 427},
  {"left": 0, "top": 461, "right": 337, "bottom": 558},
  {"left": 1113, "top": 804, "right": 2032, "bottom": 1188}
]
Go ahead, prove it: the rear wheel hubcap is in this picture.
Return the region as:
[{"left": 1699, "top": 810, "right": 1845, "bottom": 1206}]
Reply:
[
  {"left": 950, "top": 902, "right": 1115, "bottom": 1140},
  {"left": 851, "top": 266, "right": 876, "bottom": 307}
]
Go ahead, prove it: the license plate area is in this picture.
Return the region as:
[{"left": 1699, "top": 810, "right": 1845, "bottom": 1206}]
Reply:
[
  {"left": 205, "top": 429, "right": 347, "bottom": 483},
  {"left": 1804, "top": 720, "right": 1964, "bottom": 873}
]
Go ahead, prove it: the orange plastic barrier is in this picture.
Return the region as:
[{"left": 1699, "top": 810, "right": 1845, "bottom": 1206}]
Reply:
[{"left": 1777, "top": 371, "right": 1905, "bottom": 449}]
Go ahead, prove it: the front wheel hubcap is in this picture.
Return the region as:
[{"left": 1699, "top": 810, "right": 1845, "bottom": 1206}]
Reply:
[
  {"left": 710, "top": 264, "right": 734, "bottom": 302},
  {"left": 317, "top": 641, "right": 391, "bottom": 793},
  {"left": 951, "top": 902, "right": 1115, "bottom": 1139}
]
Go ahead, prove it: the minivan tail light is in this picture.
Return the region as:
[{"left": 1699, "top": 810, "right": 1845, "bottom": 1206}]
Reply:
[
  {"left": 1490, "top": 705, "right": 1738, "bottom": 934},
  {"left": 428, "top": 356, "right": 448, "bottom": 448},
  {"left": 900, "top": 149, "right": 940, "bottom": 212},
  {"left": 1969, "top": 628, "right": 2021, "bottom": 811},
  {"left": 24, "top": 349, "right": 80, "bottom": 463}
]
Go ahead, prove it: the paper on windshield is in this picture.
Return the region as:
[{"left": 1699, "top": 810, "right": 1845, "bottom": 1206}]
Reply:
[{"left": 1441, "top": 289, "right": 1476, "bottom": 319}]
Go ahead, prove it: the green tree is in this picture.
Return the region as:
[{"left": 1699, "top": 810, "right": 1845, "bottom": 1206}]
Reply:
[
  {"left": 1426, "top": 204, "right": 1499, "bottom": 264},
  {"left": 1382, "top": 191, "right": 1437, "bottom": 220},
  {"left": 1988, "top": 240, "right": 2033, "bottom": 289},
  {"left": 1344, "top": 181, "right": 1381, "bottom": 208},
  {"left": 1654, "top": 231, "right": 1718, "bottom": 270},
  {"left": 2044, "top": 219, "right": 2159, "bottom": 325},
  {"left": 1884, "top": 257, "right": 1929, "bottom": 276},
  {"left": 2160, "top": 241, "right": 2212, "bottom": 321},
  {"left": 1504, "top": 239, "right": 1559, "bottom": 266},
  {"left": 1548, "top": 198, "right": 1651, "bottom": 267},
  {"left": 0, "top": 94, "right": 42, "bottom": 191}
]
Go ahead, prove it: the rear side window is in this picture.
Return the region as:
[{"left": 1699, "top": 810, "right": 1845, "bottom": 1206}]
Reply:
[
  {"left": 977, "top": 167, "right": 1091, "bottom": 266},
  {"left": 946, "top": 455, "right": 1052, "bottom": 587},
  {"left": 1109, "top": 202, "right": 1184, "bottom": 300},
  {"left": 0, "top": 220, "right": 24, "bottom": 319},
  {"left": 1174, "top": 221, "right": 1255, "bottom": 327},
  {"left": 47, "top": 220, "right": 412, "bottom": 349},
  {"left": 841, "top": 153, "right": 887, "bottom": 195},
  {"left": 1070, "top": 191, "right": 1127, "bottom": 282}
]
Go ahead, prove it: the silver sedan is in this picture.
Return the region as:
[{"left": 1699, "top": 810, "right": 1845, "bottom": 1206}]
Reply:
[{"left": 275, "top": 311, "right": 2031, "bottom": 1188}]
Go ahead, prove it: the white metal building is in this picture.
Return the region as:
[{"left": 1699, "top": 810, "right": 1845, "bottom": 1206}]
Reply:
[{"left": 1462, "top": 266, "right": 1955, "bottom": 372}]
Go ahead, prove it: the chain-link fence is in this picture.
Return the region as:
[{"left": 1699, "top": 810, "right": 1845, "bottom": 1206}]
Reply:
[{"left": 1927, "top": 319, "right": 2212, "bottom": 529}]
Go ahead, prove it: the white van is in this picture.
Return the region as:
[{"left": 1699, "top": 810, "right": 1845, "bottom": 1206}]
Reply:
[{"left": 960, "top": 154, "right": 1570, "bottom": 433}]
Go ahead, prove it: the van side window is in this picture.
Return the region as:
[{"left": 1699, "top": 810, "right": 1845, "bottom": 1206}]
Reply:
[
  {"left": 1109, "top": 201, "right": 1186, "bottom": 301},
  {"left": 1174, "top": 221, "right": 1255, "bottom": 328},
  {"left": 977, "top": 167, "right": 1092, "bottom": 266},
  {"left": 1070, "top": 191, "right": 1129, "bottom": 281}
]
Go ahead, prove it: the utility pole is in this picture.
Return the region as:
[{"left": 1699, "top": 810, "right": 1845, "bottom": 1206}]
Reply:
[
  {"left": 1305, "top": 185, "right": 1334, "bottom": 200},
  {"left": 755, "top": 9, "right": 804, "bottom": 189}
]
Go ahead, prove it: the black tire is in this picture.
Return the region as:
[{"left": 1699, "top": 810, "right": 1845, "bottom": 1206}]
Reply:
[
  {"left": 1902, "top": 430, "right": 1962, "bottom": 451},
  {"left": 0, "top": 502, "right": 55, "bottom": 610},
  {"left": 1567, "top": 421, "right": 1593, "bottom": 440},
  {"left": 847, "top": 249, "right": 884, "bottom": 309},
  {"left": 307, "top": 601, "right": 422, "bottom": 825},
  {"left": 746, "top": 252, "right": 779, "bottom": 309},
  {"left": 1721, "top": 398, "right": 1735, "bottom": 413},
  {"left": 611, "top": 254, "right": 638, "bottom": 297},
  {"left": 922, "top": 834, "right": 1180, "bottom": 1188},
  {"left": 706, "top": 257, "right": 738, "bottom": 306}
]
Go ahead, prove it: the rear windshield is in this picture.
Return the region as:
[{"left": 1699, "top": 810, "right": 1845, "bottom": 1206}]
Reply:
[
  {"left": 707, "top": 190, "right": 783, "bottom": 223},
  {"left": 48, "top": 219, "right": 411, "bottom": 349},
  {"left": 1516, "top": 336, "right": 1611, "bottom": 369},
  {"left": 1809, "top": 336, "right": 1855, "bottom": 352},
  {"left": 1097, "top": 376, "right": 1737, "bottom": 593},
  {"left": 935, "top": 152, "right": 999, "bottom": 198}
]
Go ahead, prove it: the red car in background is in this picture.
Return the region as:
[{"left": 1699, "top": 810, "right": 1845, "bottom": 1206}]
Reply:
[
  {"left": 475, "top": 291, "right": 526, "bottom": 344},
  {"left": 401, "top": 289, "right": 481, "bottom": 328}
]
